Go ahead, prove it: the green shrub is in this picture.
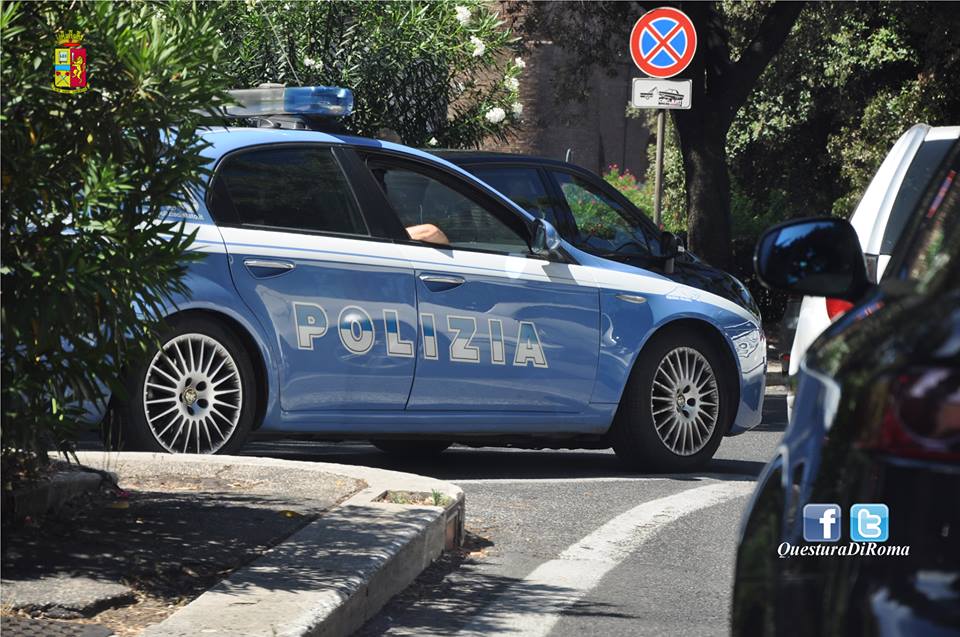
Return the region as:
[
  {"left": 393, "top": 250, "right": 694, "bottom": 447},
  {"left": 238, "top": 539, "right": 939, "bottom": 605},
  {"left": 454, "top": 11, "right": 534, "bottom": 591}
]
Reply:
[
  {"left": 1, "top": 1, "right": 231, "bottom": 473},
  {"left": 212, "top": 0, "right": 523, "bottom": 148},
  {"left": 601, "top": 164, "right": 686, "bottom": 235}
]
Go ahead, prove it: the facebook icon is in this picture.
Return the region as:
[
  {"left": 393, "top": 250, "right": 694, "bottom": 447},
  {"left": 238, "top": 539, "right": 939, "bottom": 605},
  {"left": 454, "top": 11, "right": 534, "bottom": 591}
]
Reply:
[{"left": 803, "top": 504, "right": 842, "bottom": 542}]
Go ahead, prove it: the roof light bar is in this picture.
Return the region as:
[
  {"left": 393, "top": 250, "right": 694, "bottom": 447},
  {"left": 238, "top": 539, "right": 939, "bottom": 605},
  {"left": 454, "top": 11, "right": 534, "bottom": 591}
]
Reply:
[{"left": 225, "top": 85, "right": 354, "bottom": 119}]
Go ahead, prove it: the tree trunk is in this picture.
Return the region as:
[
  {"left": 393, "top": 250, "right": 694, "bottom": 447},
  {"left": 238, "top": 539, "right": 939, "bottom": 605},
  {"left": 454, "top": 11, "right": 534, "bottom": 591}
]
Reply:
[
  {"left": 678, "top": 121, "right": 731, "bottom": 270},
  {"left": 673, "top": 1, "right": 804, "bottom": 271}
]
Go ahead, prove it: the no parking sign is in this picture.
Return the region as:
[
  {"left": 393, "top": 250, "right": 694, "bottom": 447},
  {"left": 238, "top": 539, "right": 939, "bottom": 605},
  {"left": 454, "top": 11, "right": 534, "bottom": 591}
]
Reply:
[
  {"left": 629, "top": 7, "right": 697, "bottom": 78},
  {"left": 627, "top": 7, "right": 697, "bottom": 228}
]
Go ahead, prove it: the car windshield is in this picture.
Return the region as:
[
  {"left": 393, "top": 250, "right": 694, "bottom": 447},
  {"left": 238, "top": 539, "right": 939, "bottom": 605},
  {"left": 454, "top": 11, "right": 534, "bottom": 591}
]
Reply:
[{"left": 550, "top": 171, "right": 655, "bottom": 257}]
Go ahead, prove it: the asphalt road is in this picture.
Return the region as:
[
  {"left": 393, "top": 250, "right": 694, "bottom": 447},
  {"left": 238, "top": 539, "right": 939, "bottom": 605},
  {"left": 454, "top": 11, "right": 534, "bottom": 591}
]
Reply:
[{"left": 242, "top": 381, "right": 788, "bottom": 637}]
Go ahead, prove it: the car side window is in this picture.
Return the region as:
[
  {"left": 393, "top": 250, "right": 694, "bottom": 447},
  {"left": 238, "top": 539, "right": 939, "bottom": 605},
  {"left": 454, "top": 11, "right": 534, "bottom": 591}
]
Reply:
[
  {"left": 880, "top": 139, "right": 954, "bottom": 254},
  {"left": 368, "top": 160, "right": 530, "bottom": 254},
  {"left": 550, "top": 171, "right": 653, "bottom": 256},
  {"left": 210, "top": 146, "right": 367, "bottom": 235},
  {"left": 900, "top": 165, "right": 959, "bottom": 289},
  {"left": 468, "top": 166, "right": 559, "bottom": 228}
]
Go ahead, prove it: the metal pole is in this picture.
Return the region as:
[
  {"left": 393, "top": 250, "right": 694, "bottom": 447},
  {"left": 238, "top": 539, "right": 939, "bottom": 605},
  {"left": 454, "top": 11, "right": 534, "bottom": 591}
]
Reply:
[{"left": 653, "top": 109, "right": 665, "bottom": 228}]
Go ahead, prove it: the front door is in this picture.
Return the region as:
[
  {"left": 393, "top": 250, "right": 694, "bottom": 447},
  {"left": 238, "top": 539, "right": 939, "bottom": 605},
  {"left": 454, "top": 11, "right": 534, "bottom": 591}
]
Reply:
[
  {"left": 208, "top": 144, "right": 418, "bottom": 412},
  {"left": 364, "top": 155, "right": 600, "bottom": 412}
]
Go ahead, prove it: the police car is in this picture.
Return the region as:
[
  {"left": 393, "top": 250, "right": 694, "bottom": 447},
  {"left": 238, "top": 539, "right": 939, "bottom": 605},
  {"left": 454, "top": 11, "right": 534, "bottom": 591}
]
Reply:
[{"left": 106, "top": 86, "right": 766, "bottom": 471}]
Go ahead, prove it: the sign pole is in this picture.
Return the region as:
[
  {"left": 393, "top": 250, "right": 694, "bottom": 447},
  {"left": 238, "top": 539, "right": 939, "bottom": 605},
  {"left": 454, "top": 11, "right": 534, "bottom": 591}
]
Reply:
[
  {"left": 653, "top": 109, "right": 665, "bottom": 228},
  {"left": 629, "top": 7, "right": 696, "bottom": 229}
]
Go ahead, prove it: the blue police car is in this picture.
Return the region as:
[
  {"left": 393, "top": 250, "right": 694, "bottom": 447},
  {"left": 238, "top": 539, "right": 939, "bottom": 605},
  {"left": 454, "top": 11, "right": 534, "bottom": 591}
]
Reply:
[{"left": 106, "top": 86, "right": 766, "bottom": 471}]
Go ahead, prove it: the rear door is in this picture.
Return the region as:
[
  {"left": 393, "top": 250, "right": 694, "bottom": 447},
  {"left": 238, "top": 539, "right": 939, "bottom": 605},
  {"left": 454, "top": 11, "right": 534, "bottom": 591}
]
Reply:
[
  {"left": 208, "top": 144, "right": 418, "bottom": 412},
  {"left": 363, "top": 153, "right": 601, "bottom": 413}
]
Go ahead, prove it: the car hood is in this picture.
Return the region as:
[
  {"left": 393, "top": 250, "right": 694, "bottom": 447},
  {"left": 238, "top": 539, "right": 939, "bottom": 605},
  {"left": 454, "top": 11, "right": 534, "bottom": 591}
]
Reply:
[
  {"left": 583, "top": 251, "right": 760, "bottom": 318},
  {"left": 565, "top": 243, "right": 761, "bottom": 324}
]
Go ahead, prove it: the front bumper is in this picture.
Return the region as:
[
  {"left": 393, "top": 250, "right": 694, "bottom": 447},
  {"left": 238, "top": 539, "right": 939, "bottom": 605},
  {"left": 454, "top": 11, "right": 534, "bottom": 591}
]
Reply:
[{"left": 728, "top": 322, "right": 767, "bottom": 435}]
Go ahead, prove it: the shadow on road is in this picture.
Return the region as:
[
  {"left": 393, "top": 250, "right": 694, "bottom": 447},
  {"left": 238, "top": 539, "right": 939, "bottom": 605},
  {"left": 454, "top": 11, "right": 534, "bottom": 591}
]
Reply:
[
  {"left": 240, "top": 439, "right": 770, "bottom": 483},
  {"left": 240, "top": 393, "right": 787, "bottom": 482},
  {"left": 76, "top": 391, "right": 787, "bottom": 484},
  {"left": 754, "top": 393, "right": 788, "bottom": 432}
]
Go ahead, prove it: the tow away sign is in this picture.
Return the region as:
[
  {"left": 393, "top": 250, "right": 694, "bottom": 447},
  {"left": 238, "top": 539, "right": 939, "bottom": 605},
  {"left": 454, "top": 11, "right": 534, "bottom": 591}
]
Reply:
[
  {"left": 630, "top": 78, "right": 692, "bottom": 110},
  {"left": 629, "top": 7, "right": 697, "bottom": 79}
]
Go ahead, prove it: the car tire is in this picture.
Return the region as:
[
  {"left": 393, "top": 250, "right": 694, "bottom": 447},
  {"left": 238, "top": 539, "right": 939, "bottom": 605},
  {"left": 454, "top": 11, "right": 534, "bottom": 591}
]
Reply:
[
  {"left": 371, "top": 440, "right": 451, "bottom": 457},
  {"left": 611, "top": 327, "right": 734, "bottom": 472},
  {"left": 113, "top": 316, "right": 256, "bottom": 454}
]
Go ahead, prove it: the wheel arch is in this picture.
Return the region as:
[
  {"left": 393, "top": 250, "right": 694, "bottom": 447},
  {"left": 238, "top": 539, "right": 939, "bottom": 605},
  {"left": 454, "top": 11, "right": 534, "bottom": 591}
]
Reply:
[{"left": 620, "top": 316, "right": 741, "bottom": 429}]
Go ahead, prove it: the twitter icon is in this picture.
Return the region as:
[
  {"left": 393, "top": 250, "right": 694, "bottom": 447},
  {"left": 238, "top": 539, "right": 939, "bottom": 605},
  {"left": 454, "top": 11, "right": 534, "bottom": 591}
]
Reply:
[{"left": 851, "top": 504, "right": 889, "bottom": 542}]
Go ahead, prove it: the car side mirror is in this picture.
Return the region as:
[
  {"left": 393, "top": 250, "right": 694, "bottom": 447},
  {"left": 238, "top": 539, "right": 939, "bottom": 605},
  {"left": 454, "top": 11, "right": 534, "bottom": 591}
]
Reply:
[
  {"left": 754, "top": 217, "right": 870, "bottom": 301},
  {"left": 659, "top": 231, "right": 679, "bottom": 259},
  {"left": 531, "top": 218, "right": 562, "bottom": 259}
]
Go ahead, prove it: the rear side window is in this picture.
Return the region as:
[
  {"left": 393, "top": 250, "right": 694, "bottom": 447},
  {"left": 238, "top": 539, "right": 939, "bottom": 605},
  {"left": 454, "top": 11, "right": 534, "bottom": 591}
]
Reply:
[
  {"left": 468, "top": 166, "right": 559, "bottom": 227},
  {"left": 901, "top": 165, "right": 959, "bottom": 289},
  {"left": 210, "top": 146, "right": 367, "bottom": 235},
  {"left": 880, "top": 139, "right": 953, "bottom": 254}
]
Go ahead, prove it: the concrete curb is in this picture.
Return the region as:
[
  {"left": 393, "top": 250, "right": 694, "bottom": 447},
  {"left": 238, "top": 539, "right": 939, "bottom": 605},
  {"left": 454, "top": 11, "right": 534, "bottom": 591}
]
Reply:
[
  {"left": 2, "top": 469, "right": 103, "bottom": 521},
  {"left": 73, "top": 452, "right": 465, "bottom": 637}
]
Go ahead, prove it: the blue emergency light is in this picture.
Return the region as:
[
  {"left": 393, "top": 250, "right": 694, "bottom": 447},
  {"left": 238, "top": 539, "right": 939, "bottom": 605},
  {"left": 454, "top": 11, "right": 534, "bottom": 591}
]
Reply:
[{"left": 224, "top": 85, "right": 353, "bottom": 119}]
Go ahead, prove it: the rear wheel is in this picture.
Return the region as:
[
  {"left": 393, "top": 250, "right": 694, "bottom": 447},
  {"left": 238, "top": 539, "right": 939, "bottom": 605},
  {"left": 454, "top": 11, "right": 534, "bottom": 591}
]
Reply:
[
  {"left": 372, "top": 440, "right": 451, "bottom": 457},
  {"left": 114, "top": 317, "right": 256, "bottom": 454},
  {"left": 611, "top": 328, "right": 733, "bottom": 472}
]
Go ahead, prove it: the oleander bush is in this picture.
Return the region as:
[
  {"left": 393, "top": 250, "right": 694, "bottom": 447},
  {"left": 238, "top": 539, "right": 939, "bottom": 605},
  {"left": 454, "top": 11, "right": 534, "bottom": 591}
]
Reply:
[
  {"left": 211, "top": 0, "right": 523, "bottom": 148},
  {"left": 0, "top": 1, "right": 231, "bottom": 477}
]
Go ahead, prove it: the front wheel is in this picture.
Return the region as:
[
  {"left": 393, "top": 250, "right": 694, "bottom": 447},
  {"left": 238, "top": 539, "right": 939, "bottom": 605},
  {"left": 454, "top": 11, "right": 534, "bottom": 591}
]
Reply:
[
  {"left": 611, "top": 328, "right": 734, "bottom": 472},
  {"left": 113, "top": 317, "right": 256, "bottom": 454}
]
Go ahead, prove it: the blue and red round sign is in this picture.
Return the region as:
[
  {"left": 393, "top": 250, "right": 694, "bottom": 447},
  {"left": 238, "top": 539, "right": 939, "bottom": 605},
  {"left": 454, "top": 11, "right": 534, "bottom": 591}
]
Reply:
[{"left": 629, "top": 7, "right": 697, "bottom": 79}]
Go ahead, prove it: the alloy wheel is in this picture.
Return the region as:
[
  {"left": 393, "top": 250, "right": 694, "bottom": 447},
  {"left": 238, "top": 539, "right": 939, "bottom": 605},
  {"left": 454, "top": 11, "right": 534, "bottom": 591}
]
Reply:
[
  {"left": 142, "top": 333, "right": 243, "bottom": 454},
  {"left": 650, "top": 346, "right": 720, "bottom": 456}
]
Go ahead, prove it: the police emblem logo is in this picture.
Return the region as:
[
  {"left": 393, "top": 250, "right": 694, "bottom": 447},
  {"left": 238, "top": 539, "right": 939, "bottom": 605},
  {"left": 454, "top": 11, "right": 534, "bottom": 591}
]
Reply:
[{"left": 53, "top": 30, "right": 88, "bottom": 94}]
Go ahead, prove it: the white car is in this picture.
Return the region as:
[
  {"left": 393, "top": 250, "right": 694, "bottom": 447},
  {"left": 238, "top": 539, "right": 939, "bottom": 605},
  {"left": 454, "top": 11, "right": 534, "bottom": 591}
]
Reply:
[{"left": 787, "top": 124, "right": 959, "bottom": 414}]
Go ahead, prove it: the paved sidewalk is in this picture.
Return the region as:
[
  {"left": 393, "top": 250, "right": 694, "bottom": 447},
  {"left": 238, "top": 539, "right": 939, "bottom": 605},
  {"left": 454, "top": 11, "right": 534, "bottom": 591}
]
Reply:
[{"left": 2, "top": 452, "right": 464, "bottom": 637}]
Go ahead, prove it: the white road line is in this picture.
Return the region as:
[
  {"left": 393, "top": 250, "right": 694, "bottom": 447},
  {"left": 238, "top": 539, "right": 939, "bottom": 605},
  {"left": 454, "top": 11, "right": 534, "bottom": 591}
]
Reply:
[
  {"left": 455, "top": 480, "right": 755, "bottom": 636},
  {"left": 454, "top": 474, "right": 755, "bottom": 485}
]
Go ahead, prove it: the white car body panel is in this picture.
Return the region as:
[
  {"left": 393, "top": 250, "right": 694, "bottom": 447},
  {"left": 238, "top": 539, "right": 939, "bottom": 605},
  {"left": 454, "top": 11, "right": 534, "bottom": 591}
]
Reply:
[{"left": 788, "top": 124, "right": 960, "bottom": 382}]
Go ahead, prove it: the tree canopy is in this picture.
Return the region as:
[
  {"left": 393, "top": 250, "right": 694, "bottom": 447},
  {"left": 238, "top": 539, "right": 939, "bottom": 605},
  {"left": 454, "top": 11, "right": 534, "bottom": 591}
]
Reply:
[{"left": 510, "top": 1, "right": 960, "bottom": 268}]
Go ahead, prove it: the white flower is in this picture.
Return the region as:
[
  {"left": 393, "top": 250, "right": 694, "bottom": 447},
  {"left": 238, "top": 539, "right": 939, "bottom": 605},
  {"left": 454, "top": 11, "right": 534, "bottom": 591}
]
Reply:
[
  {"left": 514, "top": 57, "right": 526, "bottom": 69},
  {"left": 511, "top": 102, "right": 523, "bottom": 116},
  {"left": 428, "top": 137, "right": 439, "bottom": 147},
  {"left": 504, "top": 76, "right": 519, "bottom": 91},
  {"left": 455, "top": 5, "right": 471, "bottom": 25},
  {"left": 470, "top": 36, "right": 486, "bottom": 57},
  {"left": 245, "top": 0, "right": 256, "bottom": 10},
  {"left": 303, "top": 57, "right": 318, "bottom": 69},
  {"left": 485, "top": 107, "right": 506, "bottom": 124}
]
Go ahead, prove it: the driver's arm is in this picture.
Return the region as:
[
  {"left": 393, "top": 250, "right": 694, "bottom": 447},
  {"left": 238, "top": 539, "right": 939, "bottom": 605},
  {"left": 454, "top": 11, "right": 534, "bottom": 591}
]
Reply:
[{"left": 406, "top": 223, "right": 450, "bottom": 246}]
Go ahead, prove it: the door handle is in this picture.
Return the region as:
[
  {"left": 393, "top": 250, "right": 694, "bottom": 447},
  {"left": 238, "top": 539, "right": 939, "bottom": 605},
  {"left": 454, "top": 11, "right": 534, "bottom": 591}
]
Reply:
[
  {"left": 418, "top": 273, "right": 465, "bottom": 291},
  {"left": 243, "top": 259, "right": 296, "bottom": 278}
]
